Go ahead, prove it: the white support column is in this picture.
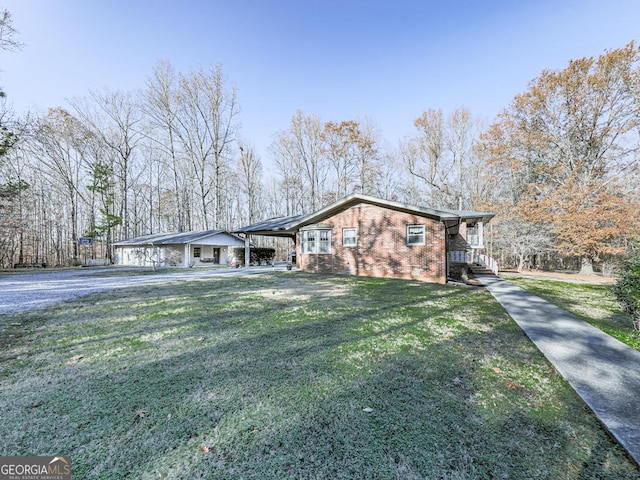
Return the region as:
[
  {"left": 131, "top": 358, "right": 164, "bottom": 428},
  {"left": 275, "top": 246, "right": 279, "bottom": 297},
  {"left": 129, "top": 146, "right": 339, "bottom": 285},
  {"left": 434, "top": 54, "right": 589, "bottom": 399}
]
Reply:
[
  {"left": 184, "top": 243, "right": 190, "bottom": 267},
  {"left": 244, "top": 235, "right": 251, "bottom": 268}
]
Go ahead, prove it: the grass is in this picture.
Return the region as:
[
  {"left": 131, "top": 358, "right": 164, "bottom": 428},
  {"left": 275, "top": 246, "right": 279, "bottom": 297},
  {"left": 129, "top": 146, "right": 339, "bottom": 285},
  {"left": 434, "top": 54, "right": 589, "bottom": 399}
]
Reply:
[
  {"left": 502, "top": 274, "right": 640, "bottom": 352},
  {"left": 1, "top": 272, "right": 639, "bottom": 479},
  {"left": 83, "top": 266, "right": 216, "bottom": 277},
  {"left": 0, "top": 265, "right": 221, "bottom": 278}
]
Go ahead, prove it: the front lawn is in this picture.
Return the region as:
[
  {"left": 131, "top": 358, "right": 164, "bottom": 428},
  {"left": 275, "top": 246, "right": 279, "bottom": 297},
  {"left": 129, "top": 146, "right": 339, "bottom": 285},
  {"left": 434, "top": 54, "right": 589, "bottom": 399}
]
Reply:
[
  {"left": 1, "top": 272, "right": 638, "bottom": 479},
  {"left": 503, "top": 274, "right": 640, "bottom": 351}
]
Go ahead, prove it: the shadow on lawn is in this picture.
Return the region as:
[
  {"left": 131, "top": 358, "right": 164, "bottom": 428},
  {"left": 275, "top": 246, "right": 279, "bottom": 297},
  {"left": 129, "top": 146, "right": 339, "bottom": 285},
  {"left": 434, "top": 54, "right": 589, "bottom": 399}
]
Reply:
[
  {"left": 2, "top": 274, "right": 639, "bottom": 479},
  {"left": 78, "top": 333, "right": 636, "bottom": 478},
  {"left": 1, "top": 275, "right": 467, "bottom": 360}
]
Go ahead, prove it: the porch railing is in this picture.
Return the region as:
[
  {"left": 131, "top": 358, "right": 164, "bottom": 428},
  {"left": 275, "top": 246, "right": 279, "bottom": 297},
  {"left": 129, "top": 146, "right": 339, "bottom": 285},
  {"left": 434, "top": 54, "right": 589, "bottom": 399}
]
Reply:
[{"left": 468, "top": 251, "right": 499, "bottom": 275}]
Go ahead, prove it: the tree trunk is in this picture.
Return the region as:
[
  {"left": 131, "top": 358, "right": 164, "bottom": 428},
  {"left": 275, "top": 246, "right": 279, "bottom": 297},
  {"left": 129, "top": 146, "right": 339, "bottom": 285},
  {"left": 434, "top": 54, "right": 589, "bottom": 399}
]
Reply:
[{"left": 580, "top": 257, "right": 594, "bottom": 275}]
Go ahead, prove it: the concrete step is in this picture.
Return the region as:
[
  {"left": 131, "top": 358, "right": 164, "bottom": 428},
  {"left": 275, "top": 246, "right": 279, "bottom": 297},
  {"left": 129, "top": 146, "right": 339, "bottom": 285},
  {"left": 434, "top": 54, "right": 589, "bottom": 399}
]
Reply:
[{"left": 468, "top": 264, "right": 496, "bottom": 276}]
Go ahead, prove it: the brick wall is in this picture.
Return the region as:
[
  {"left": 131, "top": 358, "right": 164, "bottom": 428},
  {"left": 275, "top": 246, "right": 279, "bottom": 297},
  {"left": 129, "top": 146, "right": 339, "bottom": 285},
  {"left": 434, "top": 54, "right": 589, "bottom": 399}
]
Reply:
[
  {"left": 448, "top": 221, "right": 468, "bottom": 251},
  {"left": 297, "top": 203, "right": 446, "bottom": 283}
]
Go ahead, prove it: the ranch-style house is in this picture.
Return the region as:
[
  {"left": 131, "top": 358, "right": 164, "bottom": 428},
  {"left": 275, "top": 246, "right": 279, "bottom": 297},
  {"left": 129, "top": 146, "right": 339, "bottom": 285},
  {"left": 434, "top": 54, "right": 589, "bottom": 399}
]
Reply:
[{"left": 235, "top": 194, "right": 495, "bottom": 283}]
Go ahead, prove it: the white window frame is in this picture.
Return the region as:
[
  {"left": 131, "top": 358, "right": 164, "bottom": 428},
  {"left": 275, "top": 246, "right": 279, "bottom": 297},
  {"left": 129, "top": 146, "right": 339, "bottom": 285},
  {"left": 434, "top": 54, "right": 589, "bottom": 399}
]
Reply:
[
  {"left": 407, "top": 225, "right": 425, "bottom": 246},
  {"left": 301, "top": 229, "right": 332, "bottom": 254},
  {"left": 467, "top": 221, "right": 484, "bottom": 248},
  {"left": 301, "top": 230, "right": 316, "bottom": 253},
  {"left": 343, "top": 228, "right": 357, "bottom": 247},
  {"left": 193, "top": 246, "right": 201, "bottom": 258},
  {"left": 318, "top": 230, "right": 331, "bottom": 253}
]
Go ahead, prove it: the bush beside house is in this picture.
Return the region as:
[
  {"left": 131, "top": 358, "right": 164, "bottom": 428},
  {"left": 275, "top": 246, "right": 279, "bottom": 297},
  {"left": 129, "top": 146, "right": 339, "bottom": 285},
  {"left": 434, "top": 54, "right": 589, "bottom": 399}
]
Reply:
[{"left": 614, "top": 253, "right": 640, "bottom": 331}]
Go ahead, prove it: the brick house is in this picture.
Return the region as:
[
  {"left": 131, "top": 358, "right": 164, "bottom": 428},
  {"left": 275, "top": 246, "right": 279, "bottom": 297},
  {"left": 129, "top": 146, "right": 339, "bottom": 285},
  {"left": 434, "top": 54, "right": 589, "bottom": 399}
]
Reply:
[{"left": 235, "top": 194, "right": 494, "bottom": 283}]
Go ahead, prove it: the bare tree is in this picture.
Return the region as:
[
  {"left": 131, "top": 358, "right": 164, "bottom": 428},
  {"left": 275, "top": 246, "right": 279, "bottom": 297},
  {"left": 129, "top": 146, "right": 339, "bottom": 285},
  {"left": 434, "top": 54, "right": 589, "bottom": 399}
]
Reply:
[
  {"left": 322, "top": 120, "right": 359, "bottom": 202},
  {"left": 270, "top": 128, "right": 304, "bottom": 215},
  {"left": 492, "top": 217, "right": 552, "bottom": 271},
  {"left": 174, "top": 65, "right": 238, "bottom": 229},
  {"left": 272, "top": 111, "right": 328, "bottom": 212},
  {"left": 70, "top": 89, "right": 142, "bottom": 238},
  {"left": 402, "top": 107, "right": 487, "bottom": 209},
  {"left": 235, "top": 141, "right": 263, "bottom": 226},
  {"left": 0, "top": 9, "right": 23, "bottom": 52},
  {"left": 31, "top": 108, "right": 92, "bottom": 263},
  {"left": 321, "top": 119, "right": 381, "bottom": 201},
  {"left": 372, "top": 151, "right": 403, "bottom": 201},
  {"left": 402, "top": 109, "right": 453, "bottom": 207},
  {"left": 0, "top": 8, "right": 22, "bottom": 162},
  {"left": 0, "top": 143, "right": 30, "bottom": 266},
  {"left": 143, "top": 60, "right": 186, "bottom": 231},
  {"left": 447, "top": 107, "right": 478, "bottom": 208}
]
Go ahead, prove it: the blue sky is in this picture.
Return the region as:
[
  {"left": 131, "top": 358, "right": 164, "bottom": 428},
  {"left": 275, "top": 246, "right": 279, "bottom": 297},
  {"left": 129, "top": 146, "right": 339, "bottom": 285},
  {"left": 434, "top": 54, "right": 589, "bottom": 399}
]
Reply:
[{"left": 1, "top": 0, "right": 639, "bottom": 160}]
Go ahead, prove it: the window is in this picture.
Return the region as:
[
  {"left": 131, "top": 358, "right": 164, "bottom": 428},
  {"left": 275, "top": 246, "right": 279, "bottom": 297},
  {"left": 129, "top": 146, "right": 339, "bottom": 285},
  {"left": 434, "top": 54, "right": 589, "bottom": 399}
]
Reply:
[
  {"left": 301, "top": 228, "right": 332, "bottom": 254},
  {"left": 319, "top": 230, "right": 331, "bottom": 253},
  {"left": 407, "top": 225, "right": 425, "bottom": 245},
  {"left": 466, "top": 222, "right": 483, "bottom": 248},
  {"left": 343, "top": 228, "right": 357, "bottom": 247},
  {"left": 193, "top": 247, "right": 201, "bottom": 258},
  {"left": 302, "top": 230, "right": 316, "bottom": 253}
]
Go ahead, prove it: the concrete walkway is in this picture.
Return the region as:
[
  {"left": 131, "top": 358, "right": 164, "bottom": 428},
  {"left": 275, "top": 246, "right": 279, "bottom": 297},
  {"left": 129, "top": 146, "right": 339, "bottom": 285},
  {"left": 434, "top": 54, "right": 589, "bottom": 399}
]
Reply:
[{"left": 476, "top": 273, "right": 640, "bottom": 466}]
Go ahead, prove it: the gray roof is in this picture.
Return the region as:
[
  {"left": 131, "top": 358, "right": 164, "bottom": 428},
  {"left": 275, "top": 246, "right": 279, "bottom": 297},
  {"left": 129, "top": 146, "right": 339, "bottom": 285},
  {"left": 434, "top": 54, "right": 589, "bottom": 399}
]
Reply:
[
  {"left": 113, "top": 229, "right": 243, "bottom": 246},
  {"left": 234, "top": 214, "right": 306, "bottom": 237},
  {"left": 234, "top": 194, "right": 495, "bottom": 236},
  {"left": 438, "top": 208, "right": 495, "bottom": 220}
]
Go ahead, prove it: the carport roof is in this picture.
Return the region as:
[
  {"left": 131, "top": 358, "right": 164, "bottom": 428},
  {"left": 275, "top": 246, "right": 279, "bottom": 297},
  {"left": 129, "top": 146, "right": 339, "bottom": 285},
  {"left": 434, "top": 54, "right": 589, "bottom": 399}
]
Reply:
[
  {"left": 233, "top": 214, "right": 306, "bottom": 237},
  {"left": 113, "top": 229, "right": 242, "bottom": 246}
]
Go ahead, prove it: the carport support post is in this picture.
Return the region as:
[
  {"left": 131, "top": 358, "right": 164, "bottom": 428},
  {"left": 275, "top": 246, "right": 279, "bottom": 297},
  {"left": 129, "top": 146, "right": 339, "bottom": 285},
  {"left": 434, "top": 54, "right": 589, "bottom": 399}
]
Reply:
[{"left": 244, "top": 235, "right": 250, "bottom": 268}]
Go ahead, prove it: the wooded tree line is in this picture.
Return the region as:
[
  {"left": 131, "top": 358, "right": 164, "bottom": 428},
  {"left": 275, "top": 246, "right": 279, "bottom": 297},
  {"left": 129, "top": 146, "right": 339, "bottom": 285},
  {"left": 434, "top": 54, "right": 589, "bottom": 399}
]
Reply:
[
  {"left": 0, "top": 9, "right": 638, "bottom": 272},
  {"left": 483, "top": 41, "right": 640, "bottom": 273}
]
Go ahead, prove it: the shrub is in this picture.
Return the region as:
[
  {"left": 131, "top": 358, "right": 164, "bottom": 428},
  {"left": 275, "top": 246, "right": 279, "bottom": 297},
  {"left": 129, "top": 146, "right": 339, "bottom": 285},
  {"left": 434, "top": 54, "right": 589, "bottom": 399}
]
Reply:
[{"left": 613, "top": 255, "right": 640, "bottom": 331}]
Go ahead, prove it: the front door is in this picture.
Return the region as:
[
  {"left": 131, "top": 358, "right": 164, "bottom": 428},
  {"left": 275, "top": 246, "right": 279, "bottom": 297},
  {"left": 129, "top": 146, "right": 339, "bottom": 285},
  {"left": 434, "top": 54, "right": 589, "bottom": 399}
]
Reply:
[{"left": 213, "top": 248, "right": 220, "bottom": 264}]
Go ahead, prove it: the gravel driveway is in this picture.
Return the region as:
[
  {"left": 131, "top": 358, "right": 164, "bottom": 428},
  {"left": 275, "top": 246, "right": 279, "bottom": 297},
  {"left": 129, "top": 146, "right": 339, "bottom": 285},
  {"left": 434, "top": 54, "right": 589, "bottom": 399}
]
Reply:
[{"left": 0, "top": 266, "right": 285, "bottom": 315}]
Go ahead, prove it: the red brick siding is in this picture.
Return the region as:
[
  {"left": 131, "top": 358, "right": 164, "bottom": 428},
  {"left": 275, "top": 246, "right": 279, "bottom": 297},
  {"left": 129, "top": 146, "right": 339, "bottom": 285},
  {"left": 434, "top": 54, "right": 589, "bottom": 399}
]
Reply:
[
  {"left": 297, "top": 203, "right": 446, "bottom": 283},
  {"left": 449, "top": 222, "right": 468, "bottom": 252}
]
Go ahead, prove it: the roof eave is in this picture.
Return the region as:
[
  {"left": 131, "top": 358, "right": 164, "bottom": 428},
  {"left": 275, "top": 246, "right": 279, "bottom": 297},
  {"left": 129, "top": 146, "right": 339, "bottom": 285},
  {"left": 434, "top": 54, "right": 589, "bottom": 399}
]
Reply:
[
  {"left": 232, "top": 194, "right": 496, "bottom": 236},
  {"left": 288, "top": 194, "right": 453, "bottom": 229}
]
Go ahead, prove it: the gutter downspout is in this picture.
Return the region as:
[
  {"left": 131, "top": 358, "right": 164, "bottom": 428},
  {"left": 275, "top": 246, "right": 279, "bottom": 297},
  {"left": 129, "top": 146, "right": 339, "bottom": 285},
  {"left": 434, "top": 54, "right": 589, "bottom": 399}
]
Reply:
[{"left": 444, "top": 218, "right": 462, "bottom": 282}]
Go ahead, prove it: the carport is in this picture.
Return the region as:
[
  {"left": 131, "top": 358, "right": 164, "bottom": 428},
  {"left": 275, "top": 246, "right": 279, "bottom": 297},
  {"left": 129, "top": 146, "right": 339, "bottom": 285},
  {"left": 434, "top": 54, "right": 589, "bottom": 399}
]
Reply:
[{"left": 233, "top": 214, "right": 303, "bottom": 267}]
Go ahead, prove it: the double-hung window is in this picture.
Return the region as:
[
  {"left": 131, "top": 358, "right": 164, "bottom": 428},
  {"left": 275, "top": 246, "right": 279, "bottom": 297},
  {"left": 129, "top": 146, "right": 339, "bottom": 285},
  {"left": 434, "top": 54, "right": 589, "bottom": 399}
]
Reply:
[
  {"left": 302, "top": 230, "right": 316, "bottom": 253},
  {"left": 318, "top": 230, "right": 331, "bottom": 253},
  {"left": 466, "top": 222, "right": 483, "bottom": 248},
  {"left": 407, "top": 225, "right": 425, "bottom": 246},
  {"left": 301, "top": 227, "right": 332, "bottom": 254},
  {"left": 343, "top": 228, "right": 357, "bottom": 247}
]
